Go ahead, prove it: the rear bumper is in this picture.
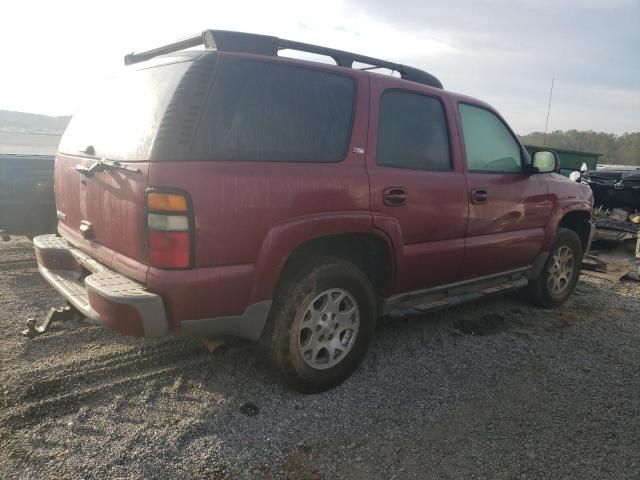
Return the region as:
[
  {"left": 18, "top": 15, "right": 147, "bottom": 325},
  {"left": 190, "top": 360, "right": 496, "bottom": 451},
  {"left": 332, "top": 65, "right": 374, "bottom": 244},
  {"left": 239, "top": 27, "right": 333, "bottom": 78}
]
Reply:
[
  {"left": 34, "top": 234, "right": 168, "bottom": 337},
  {"left": 33, "top": 234, "right": 272, "bottom": 340}
]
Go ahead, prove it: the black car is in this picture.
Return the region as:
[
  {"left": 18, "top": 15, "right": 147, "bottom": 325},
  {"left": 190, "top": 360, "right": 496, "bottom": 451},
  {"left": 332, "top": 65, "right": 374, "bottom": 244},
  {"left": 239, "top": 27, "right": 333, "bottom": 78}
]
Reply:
[
  {"left": 582, "top": 166, "right": 640, "bottom": 209},
  {"left": 0, "top": 154, "right": 56, "bottom": 238}
]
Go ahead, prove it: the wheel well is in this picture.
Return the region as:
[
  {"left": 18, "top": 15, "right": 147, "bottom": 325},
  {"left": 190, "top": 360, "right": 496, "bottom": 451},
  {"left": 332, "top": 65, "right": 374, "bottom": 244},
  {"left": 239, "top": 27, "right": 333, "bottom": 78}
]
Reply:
[
  {"left": 282, "top": 234, "right": 393, "bottom": 295},
  {"left": 559, "top": 211, "right": 591, "bottom": 251}
]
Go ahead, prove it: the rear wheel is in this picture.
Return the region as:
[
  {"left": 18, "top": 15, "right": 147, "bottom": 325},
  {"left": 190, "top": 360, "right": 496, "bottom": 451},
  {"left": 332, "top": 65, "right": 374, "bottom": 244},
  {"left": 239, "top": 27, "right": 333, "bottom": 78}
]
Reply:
[
  {"left": 525, "top": 227, "right": 583, "bottom": 307},
  {"left": 266, "top": 256, "right": 376, "bottom": 393}
]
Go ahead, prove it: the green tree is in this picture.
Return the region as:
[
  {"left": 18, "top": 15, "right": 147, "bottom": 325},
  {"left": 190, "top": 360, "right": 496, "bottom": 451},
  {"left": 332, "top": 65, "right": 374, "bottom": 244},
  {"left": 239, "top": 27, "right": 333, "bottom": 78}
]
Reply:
[{"left": 519, "top": 130, "right": 640, "bottom": 166}]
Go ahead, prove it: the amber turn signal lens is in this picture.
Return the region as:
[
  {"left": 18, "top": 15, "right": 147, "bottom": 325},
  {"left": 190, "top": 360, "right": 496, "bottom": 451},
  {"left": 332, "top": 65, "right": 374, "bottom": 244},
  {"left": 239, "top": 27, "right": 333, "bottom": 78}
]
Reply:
[{"left": 147, "top": 192, "right": 188, "bottom": 212}]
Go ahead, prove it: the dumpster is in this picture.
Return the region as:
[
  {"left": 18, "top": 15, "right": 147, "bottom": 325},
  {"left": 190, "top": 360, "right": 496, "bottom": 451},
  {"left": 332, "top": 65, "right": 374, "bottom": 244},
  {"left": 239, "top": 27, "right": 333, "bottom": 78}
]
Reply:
[{"left": 525, "top": 145, "right": 601, "bottom": 176}]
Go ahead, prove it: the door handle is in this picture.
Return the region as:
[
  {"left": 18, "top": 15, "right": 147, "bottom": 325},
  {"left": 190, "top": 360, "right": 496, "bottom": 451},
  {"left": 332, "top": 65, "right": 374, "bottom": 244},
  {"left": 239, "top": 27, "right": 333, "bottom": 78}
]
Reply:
[
  {"left": 471, "top": 188, "right": 488, "bottom": 204},
  {"left": 383, "top": 187, "right": 408, "bottom": 206}
]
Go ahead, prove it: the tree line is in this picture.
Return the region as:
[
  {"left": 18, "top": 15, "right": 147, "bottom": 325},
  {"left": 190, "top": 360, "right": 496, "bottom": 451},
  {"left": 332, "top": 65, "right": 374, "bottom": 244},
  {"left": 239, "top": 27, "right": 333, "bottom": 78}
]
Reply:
[{"left": 519, "top": 130, "right": 639, "bottom": 166}]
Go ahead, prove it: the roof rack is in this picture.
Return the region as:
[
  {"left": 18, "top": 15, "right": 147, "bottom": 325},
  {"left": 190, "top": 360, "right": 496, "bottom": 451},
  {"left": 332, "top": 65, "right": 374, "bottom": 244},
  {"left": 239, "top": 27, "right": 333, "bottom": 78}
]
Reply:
[{"left": 124, "top": 30, "right": 443, "bottom": 89}]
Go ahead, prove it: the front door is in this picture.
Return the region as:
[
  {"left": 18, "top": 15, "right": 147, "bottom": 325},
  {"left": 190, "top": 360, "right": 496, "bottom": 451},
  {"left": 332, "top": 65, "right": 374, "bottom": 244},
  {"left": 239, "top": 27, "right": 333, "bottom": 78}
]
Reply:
[
  {"left": 456, "top": 103, "right": 552, "bottom": 279},
  {"left": 366, "top": 78, "right": 469, "bottom": 293}
]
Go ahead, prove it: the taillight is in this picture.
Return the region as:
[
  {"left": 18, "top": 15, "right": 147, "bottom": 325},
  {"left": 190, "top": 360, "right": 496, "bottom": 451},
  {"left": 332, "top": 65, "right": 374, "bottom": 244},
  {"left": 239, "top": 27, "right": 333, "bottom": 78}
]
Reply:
[{"left": 146, "top": 191, "right": 193, "bottom": 269}]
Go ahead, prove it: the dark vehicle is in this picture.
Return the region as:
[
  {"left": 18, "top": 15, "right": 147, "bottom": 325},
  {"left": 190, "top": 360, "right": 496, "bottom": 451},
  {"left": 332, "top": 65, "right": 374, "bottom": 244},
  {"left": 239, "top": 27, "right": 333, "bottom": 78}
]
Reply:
[
  {"left": 0, "top": 154, "right": 56, "bottom": 238},
  {"left": 582, "top": 166, "right": 640, "bottom": 209},
  {"left": 34, "top": 30, "right": 594, "bottom": 392}
]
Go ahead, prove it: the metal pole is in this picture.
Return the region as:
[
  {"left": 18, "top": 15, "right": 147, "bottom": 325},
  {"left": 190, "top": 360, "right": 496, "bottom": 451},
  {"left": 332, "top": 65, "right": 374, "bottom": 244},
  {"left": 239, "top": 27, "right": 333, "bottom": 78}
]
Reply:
[{"left": 543, "top": 78, "right": 555, "bottom": 146}]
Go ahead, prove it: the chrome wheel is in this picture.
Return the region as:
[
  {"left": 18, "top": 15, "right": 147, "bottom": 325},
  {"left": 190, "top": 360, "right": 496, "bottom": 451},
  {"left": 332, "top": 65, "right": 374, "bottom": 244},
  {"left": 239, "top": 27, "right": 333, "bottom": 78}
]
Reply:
[
  {"left": 547, "top": 245, "right": 575, "bottom": 295},
  {"left": 297, "top": 288, "right": 360, "bottom": 370}
]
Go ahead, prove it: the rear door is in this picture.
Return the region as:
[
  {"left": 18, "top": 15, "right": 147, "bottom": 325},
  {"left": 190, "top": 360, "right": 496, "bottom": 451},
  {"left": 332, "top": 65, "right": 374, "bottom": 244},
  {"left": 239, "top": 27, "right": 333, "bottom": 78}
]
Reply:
[
  {"left": 456, "top": 102, "right": 552, "bottom": 279},
  {"left": 366, "top": 76, "right": 468, "bottom": 293},
  {"left": 54, "top": 154, "right": 150, "bottom": 272},
  {"left": 54, "top": 59, "right": 191, "bottom": 278}
]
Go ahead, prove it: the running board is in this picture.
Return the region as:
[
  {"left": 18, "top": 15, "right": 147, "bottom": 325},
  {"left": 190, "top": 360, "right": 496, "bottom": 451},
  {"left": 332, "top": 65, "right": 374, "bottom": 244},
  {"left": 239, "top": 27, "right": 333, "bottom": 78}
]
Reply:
[{"left": 381, "top": 267, "right": 530, "bottom": 316}]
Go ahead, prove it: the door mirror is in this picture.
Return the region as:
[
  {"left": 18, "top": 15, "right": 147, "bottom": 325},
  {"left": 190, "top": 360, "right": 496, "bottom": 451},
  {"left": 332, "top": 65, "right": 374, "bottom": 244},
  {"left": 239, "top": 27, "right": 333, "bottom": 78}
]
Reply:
[{"left": 531, "top": 150, "right": 559, "bottom": 174}]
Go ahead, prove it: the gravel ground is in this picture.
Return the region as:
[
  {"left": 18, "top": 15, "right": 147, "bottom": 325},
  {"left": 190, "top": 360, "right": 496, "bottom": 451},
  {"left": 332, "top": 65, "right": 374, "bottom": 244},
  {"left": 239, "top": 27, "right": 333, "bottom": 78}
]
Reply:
[{"left": 1, "top": 237, "right": 639, "bottom": 479}]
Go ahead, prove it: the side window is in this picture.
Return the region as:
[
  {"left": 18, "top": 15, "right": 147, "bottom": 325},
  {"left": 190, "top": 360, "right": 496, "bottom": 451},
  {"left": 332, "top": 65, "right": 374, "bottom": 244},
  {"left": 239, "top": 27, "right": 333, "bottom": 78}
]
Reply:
[
  {"left": 192, "top": 60, "right": 355, "bottom": 163},
  {"left": 458, "top": 103, "right": 522, "bottom": 173},
  {"left": 376, "top": 90, "right": 451, "bottom": 171}
]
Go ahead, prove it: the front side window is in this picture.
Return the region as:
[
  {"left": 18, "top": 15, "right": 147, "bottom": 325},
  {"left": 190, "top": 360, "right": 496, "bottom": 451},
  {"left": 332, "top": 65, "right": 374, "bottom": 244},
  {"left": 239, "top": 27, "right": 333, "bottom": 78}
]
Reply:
[
  {"left": 376, "top": 90, "right": 451, "bottom": 171},
  {"left": 192, "top": 60, "right": 355, "bottom": 163},
  {"left": 458, "top": 103, "right": 522, "bottom": 173}
]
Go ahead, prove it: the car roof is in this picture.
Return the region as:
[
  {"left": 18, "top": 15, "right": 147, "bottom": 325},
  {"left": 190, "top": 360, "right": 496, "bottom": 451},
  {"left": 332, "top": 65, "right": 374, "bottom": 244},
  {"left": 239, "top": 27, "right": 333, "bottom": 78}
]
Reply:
[{"left": 142, "top": 47, "right": 496, "bottom": 119}]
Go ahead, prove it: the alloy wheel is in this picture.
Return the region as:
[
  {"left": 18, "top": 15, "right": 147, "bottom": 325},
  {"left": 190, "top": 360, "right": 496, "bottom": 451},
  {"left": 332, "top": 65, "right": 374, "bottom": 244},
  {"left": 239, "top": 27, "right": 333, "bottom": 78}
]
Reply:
[
  {"left": 547, "top": 245, "right": 575, "bottom": 295},
  {"left": 297, "top": 288, "right": 360, "bottom": 370}
]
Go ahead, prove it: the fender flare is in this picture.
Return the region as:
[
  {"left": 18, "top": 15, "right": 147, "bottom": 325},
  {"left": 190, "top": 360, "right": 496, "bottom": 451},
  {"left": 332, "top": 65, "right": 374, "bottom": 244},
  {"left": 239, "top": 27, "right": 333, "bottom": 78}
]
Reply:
[
  {"left": 541, "top": 200, "right": 592, "bottom": 252},
  {"left": 248, "top": 212, "right": 396, "bottom": 303}
]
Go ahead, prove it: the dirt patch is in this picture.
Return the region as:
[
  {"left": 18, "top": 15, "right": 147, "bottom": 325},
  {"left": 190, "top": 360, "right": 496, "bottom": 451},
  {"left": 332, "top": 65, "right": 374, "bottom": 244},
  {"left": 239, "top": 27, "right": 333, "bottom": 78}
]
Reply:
[
  {"left": 239, "top": 402, "right": 260, "bottom": 417},
  {"left": 455, "top": 313, "right": 508, "bottom": 335}
]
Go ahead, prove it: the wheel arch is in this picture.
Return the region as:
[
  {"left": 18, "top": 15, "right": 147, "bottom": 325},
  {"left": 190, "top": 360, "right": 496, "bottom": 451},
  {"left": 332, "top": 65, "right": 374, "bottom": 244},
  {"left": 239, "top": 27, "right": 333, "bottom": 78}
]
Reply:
[
  {"left": 542, "top": 202, "right": 593, "bottom": 254},
  {"left": 249, "top": 213, "right": 395, "bottom": 304},
  {"left": 558, "top": 210, "right": 592, "bottom": 253}
]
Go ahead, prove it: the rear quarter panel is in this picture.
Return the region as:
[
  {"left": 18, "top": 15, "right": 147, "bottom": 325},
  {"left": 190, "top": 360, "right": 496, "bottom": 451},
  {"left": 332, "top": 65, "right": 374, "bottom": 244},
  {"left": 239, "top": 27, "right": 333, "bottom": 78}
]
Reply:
[{"left": 147, "top": 160, "right": 373, "bottom": 323}]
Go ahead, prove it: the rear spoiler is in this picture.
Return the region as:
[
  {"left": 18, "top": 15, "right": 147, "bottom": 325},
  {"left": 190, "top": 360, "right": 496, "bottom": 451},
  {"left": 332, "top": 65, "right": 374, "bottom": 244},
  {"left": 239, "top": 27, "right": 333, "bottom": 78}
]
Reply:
[{"left": 124, "top": 29, "right": 443, "bottom": 89}]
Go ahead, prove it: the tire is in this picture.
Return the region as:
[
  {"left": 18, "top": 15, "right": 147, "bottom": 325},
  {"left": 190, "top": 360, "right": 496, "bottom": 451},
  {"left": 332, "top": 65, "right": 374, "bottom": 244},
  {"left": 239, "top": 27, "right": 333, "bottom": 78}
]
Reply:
[
  {"left": 265, "top": 256, "right": 377, "bottom": 393},
  {"left": 525, "top": 227, "right": 583, "bottom": 308}
]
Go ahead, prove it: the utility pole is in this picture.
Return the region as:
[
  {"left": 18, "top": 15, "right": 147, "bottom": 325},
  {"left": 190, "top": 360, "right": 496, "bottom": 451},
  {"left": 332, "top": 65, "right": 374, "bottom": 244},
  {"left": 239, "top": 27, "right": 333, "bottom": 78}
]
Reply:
[{"left": 543, "top": 78, "right": 555, "bottom": 146}]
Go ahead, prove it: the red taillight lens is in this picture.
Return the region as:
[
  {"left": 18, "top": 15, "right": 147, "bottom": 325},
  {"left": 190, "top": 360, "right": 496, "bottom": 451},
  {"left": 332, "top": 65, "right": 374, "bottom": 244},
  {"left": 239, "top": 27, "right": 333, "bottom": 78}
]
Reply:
[
  {"left": 146, "top": 190, "right": 192, "bottom": 269},
  {"left": 148, "top": 230, "right": 191, "bottom": 269}
]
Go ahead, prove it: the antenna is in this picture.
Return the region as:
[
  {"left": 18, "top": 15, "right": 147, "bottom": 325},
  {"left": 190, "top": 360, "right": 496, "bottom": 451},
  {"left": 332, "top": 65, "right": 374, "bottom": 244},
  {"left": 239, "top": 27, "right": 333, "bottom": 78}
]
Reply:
[{"left": 543, "top": 78, "right": 555, "bottom": 146}]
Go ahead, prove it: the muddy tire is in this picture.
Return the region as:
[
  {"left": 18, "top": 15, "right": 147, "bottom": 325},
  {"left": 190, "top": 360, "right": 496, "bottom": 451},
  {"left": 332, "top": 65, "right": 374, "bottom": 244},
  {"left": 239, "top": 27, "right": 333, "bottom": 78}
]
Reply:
[
  {"left": 525, "top": 227, "right": 583, "bottom": 308},
  {"left": 265, "top": 256, "right": 376, "bottom": 393}
]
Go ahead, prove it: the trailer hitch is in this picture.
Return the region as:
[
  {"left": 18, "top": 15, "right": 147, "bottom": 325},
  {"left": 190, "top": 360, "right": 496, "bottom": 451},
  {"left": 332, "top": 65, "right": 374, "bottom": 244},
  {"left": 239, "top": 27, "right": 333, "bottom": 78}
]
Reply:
[{"left": 21, "top": 304, "right": 81, "bottom": 338}]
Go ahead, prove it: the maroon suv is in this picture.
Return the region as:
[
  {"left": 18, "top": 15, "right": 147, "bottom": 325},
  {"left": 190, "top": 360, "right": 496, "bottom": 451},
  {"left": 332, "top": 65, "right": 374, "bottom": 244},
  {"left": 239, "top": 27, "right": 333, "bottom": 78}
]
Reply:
[{"left": 34, "top": 30, "right": 594, "bottom": 392}]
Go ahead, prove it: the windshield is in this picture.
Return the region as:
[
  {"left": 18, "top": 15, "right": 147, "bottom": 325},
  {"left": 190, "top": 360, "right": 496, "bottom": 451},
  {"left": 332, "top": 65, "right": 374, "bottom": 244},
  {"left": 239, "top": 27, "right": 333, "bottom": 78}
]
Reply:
[{"left": 59, "top": 60, "right": 190, "bottom": 161}]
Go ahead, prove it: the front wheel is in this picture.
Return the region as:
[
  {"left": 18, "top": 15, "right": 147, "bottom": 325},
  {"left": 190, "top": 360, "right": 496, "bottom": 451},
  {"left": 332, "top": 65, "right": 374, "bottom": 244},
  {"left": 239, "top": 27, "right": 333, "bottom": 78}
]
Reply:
[
  {"left": 266, "top": 256, "right": 377, "bottom": 393},
  {"left": 525, "top": 227, "right": 583, "bottom": 308}
]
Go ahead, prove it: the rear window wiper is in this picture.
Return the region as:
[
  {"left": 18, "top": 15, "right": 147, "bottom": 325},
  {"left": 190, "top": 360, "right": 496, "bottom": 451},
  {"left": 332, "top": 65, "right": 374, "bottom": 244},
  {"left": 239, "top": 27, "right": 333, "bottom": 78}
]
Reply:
[{"left": 75, "top": 159, "right": 141, "bottom": 177}]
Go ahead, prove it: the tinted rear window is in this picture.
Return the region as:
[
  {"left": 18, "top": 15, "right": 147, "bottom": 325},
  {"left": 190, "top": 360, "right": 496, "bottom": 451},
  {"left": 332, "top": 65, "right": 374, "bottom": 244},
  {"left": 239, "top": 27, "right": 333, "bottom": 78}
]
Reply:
[
  {"left": 192, "top": 60, "right": 355, "bottom": 162},
  {"left": 376, "top": 90, "right": 451, "bottom": 171},
  {"left": 59, "top": 61, "right": 190, "bottom": 161}
]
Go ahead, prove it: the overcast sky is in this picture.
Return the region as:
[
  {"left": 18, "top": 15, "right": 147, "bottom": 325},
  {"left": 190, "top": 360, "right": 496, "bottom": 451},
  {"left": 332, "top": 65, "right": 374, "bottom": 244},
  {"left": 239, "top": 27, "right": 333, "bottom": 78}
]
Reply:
[{"left": 1, "top": 0, "right": 638, "bottom": 134}]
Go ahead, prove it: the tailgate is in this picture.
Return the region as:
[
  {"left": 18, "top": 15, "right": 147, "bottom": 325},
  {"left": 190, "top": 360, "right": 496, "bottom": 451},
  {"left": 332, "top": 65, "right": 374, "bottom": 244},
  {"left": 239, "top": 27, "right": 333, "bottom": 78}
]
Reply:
[{"left": 55, "top": 153, "right": 150, "bottom": 271}]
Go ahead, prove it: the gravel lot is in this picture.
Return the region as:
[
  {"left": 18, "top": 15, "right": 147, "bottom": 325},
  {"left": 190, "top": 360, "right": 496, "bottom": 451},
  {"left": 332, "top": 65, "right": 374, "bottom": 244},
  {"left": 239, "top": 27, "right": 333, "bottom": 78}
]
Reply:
[{"left": 1, "top": 237, "right": 639, "bottom": 479}]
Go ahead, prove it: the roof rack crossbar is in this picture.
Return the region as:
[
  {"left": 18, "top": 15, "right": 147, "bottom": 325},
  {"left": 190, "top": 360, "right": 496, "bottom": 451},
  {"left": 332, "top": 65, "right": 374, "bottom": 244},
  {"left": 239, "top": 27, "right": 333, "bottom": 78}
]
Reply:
[
  {"left": 124, "top": 35, "right": 202, "bottom": 65},
  {"left": 124, "top": 30, "right": 443, "bottom": 89}
]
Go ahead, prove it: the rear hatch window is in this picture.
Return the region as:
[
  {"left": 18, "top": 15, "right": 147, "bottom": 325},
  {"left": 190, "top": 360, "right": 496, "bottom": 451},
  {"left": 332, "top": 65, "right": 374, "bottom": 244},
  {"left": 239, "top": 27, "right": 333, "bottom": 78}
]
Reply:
[{"left": 59, "top": 59, "right": 191, "bottom": 161}]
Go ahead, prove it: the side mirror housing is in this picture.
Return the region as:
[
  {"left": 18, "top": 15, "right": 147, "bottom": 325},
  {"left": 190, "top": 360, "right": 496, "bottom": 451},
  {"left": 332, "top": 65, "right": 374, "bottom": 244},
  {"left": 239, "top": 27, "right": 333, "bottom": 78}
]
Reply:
[{"left": 531, "top": 150, "right": 559, "bottom": 174}]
